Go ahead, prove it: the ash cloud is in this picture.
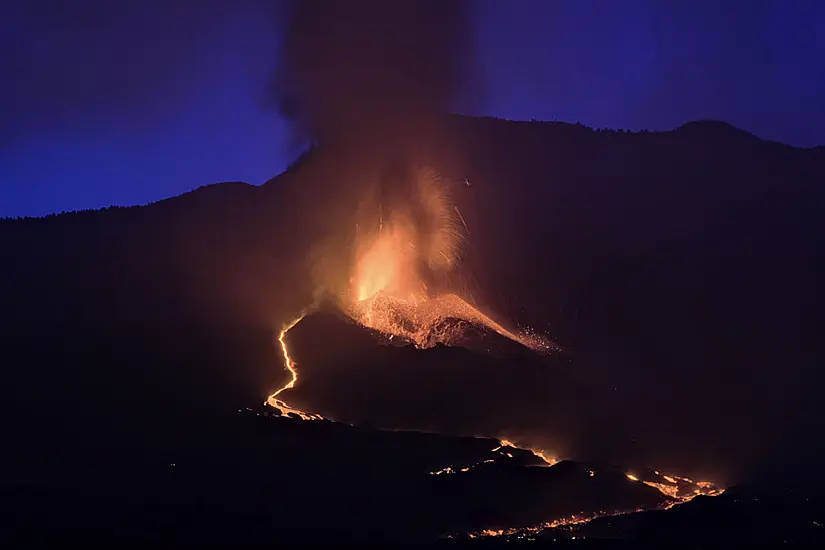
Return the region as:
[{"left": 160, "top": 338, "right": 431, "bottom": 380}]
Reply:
[{"left": 271, "top": 0, "right": 477, "bottom": 154}]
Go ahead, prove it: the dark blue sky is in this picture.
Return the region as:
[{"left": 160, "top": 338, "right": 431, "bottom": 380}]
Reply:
[{"left": 2, "top": 0, "right": 823, "bottom": 218}]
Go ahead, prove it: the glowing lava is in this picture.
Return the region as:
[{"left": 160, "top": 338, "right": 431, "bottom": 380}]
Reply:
[
  {"left": 261, "top": 164, "right": 723, "bottom": 540},
  {"left": 346, "top": 166, "right": 552, "bottom": 352},
  {"left": 265, "top": 314, "right": 323, "bottom": 421},
  {"left": 430, "top": 439, "right": 557, "bottom": 476},
  {"left": 462, "top": 471, "right": 724, "bottom": 540},
  {"left": 498, "top": 439, "right": 558, "bottom": 466},
  {"left": 625, "top": 471, "right": 725, "bottom": 505}
]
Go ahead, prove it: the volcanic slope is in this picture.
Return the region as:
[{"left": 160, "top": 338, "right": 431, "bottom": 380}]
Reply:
[{"left": 272, "top": 304, "right": 589, "bottom": 450}]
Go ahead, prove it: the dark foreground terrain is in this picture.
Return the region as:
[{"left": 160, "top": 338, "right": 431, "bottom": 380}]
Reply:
[
  {"left": 2, "top": 406, "right": 823, "bottom": 546},
  {"left": 0, "top": 309, "right": 822, "bottom": 546}
]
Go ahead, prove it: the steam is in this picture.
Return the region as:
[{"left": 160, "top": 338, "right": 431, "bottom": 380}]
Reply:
[{"left": 271, "top": 0, "right": 476, "bottom": 154}]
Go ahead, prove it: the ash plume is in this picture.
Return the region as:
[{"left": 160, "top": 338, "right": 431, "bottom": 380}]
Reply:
[{"left": 271, "top": 0, "right": 476, "bottom": 155}]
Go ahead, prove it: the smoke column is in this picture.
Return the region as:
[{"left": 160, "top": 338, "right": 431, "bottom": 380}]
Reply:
[
  {"left": 271, "top": 0, "right": 479, "bottom": 302},
  {"left": 272, "top": 0, "right": 476, "bottom": 156}
]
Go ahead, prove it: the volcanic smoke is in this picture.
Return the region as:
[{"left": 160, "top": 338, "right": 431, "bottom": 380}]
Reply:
[
  {"left": 272, "top": 0, "right": 475, "bottom": 155},
  {"left": 266, "top": 0, "right": 540, "bottom": 410}
]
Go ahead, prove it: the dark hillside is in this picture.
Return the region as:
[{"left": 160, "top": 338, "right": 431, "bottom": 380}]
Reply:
[{"left": 1, "top": 115, "right": 823, "bottom": 482}]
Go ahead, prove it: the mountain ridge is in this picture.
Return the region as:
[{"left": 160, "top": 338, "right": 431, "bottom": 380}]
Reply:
[
  {"left": 3, "top": 115, "right": 822, "bottom": 223},
  {"left": 1, "top": 112, "right": 823, "bottom": 484}
]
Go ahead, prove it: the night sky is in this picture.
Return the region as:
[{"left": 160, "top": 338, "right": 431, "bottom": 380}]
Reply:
[{"left": 2, "top": 0, "right": 823, "bottom": 218}]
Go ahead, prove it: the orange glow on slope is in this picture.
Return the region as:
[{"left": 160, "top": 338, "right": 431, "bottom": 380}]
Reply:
[
  {"left": 498, "top": 439, "right": 558, "bottom": 466},
  {"left": 430, "top": 439, "right": 557, "bottom": 477}
]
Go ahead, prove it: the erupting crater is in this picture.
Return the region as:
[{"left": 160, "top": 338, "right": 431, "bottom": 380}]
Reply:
[
  {"left": 262, "top": 164, "right": 724, "bottom": 539},
  {"left": 342, "top": 165, "right": 553, "bottom": 353},
  {"left": 267, "top": 166, "right": 553, "bottom": 418}
]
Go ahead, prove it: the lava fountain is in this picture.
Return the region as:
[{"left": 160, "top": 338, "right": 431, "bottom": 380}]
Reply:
[
  {"left": 266, "top": 165, "right": 550, "bottom": 416},
  {"left": 346, "top": 166, "right": 552, "bottom": 351}
]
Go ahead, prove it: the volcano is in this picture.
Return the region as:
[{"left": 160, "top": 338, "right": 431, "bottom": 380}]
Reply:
[
  {"left": 268, "top": 301, "right": 572, "bottom": 433},
  {"left": 1, "top": 115, "right": 824, "bottom": 545}
]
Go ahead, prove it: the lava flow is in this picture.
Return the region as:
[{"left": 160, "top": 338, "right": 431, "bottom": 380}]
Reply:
[
  {"left": 430, "top": 439, "right": 557, "bottom": 476},
  {"left": 461, "top": 470, "right": 724, "bottom": 540},
  {"left": 262, "top": 164, "right": 724, "bottom": 540},
  {"left": 624, "top": 471, "right": 725, "bottom": 504},
  {"left": 265, "top": 313, "right": 323, "bottom": 421}
]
